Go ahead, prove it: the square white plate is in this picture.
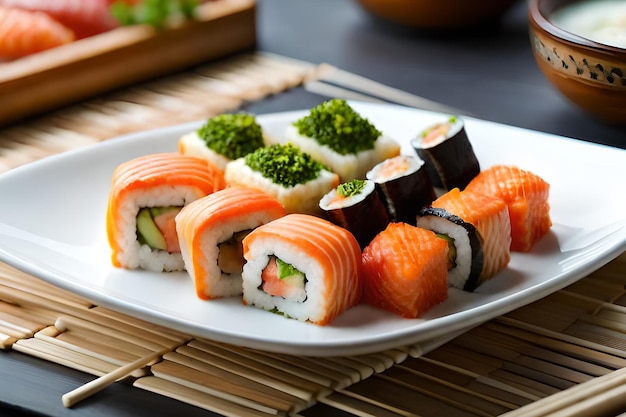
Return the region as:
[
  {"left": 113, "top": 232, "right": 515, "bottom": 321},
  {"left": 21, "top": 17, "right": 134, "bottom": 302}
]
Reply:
[{"left": 1, "top": 102, "right": 625, "bottom": 356}]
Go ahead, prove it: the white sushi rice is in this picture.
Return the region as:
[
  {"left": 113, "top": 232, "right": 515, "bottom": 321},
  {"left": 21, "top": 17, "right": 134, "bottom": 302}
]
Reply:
[
  {"left": 224, "top": 158, "right": 338, "bottom": 215},
  {"left": 319, "top": 179, "right": 377, "bottom": 210},
  {"left": 416, "top": 214, "right": 474, "bottom": 289},
  {"left": 241, "top": 236, "right": 326, "bottom": 323},
  {"left": 268, "top": 125, "right": 400, "bottom": 181},
  {"left": 177, "top": 208, "right": 279, "bottom": 299},
  {"left": 178, "top": 131, "right": 231, "bottom": 171},
  {"left": 112, "top": 184, "right": 206, "bottom": 272}
]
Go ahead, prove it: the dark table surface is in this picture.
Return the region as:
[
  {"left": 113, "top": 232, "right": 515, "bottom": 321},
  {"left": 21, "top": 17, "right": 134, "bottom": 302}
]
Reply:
[{"left": 1, "top": 0, "right": 625, "bottom": 416}]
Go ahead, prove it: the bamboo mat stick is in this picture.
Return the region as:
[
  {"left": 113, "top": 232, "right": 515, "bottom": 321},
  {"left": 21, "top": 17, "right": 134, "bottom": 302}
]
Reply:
[
  {"left": 62, "top": 347, "right": 170, "bottom": 408},
  {"left": 183, "top": 341, "right": 330, "bottom": 399},
  {"left": 317, "top": 391, "right": 417, "bottom": 417},
  {"left": 175, "top": 345, "right": 321, "bottom": 402},
  {"left": 203, "top": 342, "right": 338, "bottom": 388},
  {"left": 134, "top": 376, "right": 278, "bottom": 417},
  {"left": 500, "top": 365, "right": 626, "bottom": 417},
  {"left": 150, "top": 358, "right": 296, "bottom": 413},
  {"left": 0, "top": 331, "right": 17, "bottom": 349},
  {"left": 13, "top": 338, "right": 124, "bottom": 377}
]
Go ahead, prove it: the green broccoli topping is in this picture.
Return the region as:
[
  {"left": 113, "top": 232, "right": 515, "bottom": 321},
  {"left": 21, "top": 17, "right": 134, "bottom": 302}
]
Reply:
[
  {"left": 196, "top": 113, "right": 265, "bottom": 160},
  {"left": 293, "top": 99, "right": 382, "bottom": 155},
  {"left": 244, "top": 143, "right": 325, "bottom": 188},
  {"left": 337, "top": 179, "right": 366, "bottom": 197}
]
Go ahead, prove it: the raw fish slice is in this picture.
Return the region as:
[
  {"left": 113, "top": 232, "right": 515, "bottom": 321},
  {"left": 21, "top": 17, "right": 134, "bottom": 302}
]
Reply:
[
  {"left": 0, "top": 0, "right": 118, "bottom": 39},
  {"left": 0, "top": 6, "right": 75, "bottom": 60},
  {"left": 361, "top": 222, "right": 449, "bottom": 319},
  {"left": 465, "top": 164, "right": 551, "bottom": 252}
]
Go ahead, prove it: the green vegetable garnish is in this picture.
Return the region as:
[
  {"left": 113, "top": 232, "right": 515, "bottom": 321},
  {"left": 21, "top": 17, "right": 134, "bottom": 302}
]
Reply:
[
  {"left": 276, "top": 257, "right": 304, "bottom": 280},
  {"left": 293, "top": 99, "right": 382, "bottom": 155},
  {"left": 197, "top": 113, "right": 264, "bottom": 160},
  {"left": 337, "top": 179, "right": 366, "bottom": 197},
  {"left": 436, "top": 233, "right": 457, "bottom": 270},
  {"left": 110, "top": 0, "right": 199, "bottom": 29},
  {"left": 244, "top": 143, "right": 325, "bottom": 188}
]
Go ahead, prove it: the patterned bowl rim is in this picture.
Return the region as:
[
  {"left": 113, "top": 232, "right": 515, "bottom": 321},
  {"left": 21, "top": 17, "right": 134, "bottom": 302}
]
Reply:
[{"left": 528, "top": 0, "right": 626, "bottom": 55}]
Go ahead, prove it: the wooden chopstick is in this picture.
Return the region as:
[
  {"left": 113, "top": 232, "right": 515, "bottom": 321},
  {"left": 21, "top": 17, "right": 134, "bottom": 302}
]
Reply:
[
  {"left": 499, "top": 365, "right": 626, "bottom": 417},
  {"left": 62, "top": 347, "right": 170, "bottom": 408}
]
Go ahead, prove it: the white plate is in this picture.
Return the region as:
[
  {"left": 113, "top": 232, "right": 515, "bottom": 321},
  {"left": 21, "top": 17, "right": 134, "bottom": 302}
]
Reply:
[{"left": 1, "top": 102, "right": 625, "bottom": 357}]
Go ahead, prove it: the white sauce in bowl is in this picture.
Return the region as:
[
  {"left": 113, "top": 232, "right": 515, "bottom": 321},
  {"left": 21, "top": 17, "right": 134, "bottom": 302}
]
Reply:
[{"left": 551, "top": 0, "right": 626, "bottom": 48}]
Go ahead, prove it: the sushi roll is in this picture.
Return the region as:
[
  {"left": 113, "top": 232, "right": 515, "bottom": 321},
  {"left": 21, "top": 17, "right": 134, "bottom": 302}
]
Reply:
[
  {"left": 365, "top": 155, "right": 436, "bottom": 225},
  {"left": 241, "top": 214, "right": 362, "bottom": 326},
  {"left": 416, "top": 206, "right": 484, "bottom": 291},
  {"left": 224, "top": 143, "right": 339, "bottom": 216},
  {"left": 106, "top": 153, "right": 223, "bottom": 272},
  {"left": 411, "top": 115, "right": 480, "bottom": 190},
  {"left": 178, "top": 113, "right": 266, "bottom": 172},
  {"left": 465, "top": 165, "right": 551, "bottom": 252},
  {"left": 361, "top": 222, "right": 449, "bottom": 319},
  {"left": 176, "top": 187, "right": 286, "bottom": 300},
  {"left": 417, "top": 188, "right": 511, "bottom": 291},
  {"left": 319, "top": 179, "right": 389, "bottom": 249},
  {"left": 273, "top": 99, "right": 401, "bottom": 182}
]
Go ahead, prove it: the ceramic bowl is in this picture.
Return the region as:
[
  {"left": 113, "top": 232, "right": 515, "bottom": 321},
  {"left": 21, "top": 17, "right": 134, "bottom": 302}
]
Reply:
[
  {"left": 352, "top": 0, "right": 520, "bottom": 30},
  {"left": 529, "top": 0, "right": 626, "bottom": 124}
]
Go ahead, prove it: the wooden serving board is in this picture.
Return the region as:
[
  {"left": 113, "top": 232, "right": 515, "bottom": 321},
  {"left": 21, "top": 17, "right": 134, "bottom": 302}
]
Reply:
[{"left": 0, "top": 0, "right": 256, "bottom": 128}]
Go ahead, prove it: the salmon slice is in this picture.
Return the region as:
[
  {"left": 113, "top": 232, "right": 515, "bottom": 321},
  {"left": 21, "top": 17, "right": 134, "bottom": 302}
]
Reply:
[
  {"left": 0, "top": 6, "right": 75, "bottom": 60},
  {"left": 361, "top": 222, "right": 449, "bottom": 319},
  {"left": 242, "top": 213, "right": 362, "bottom": 325},
  {"left": 0, "top": 0, "right": 119, "bottom": 39},
  {"left": 175, "top": 187, "right": 286, "bottom": 300},
  {"left": 465, "top": 165, "right": 551, "bottom": 252},
  {"left": 432, "top": 187, "right": 511, "bottom": 284},
  {"left": 106, "top": 153, "right": 222, "bottom": 269}
]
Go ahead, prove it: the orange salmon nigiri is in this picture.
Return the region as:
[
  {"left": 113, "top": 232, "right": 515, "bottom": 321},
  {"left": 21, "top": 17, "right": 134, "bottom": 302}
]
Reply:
[
  {"left": 0, "top": 6, "right": 75, "bottom": 60},
  {"left": 106, "top": 153, "right": 223, "bottom": 272},
  {"left": 465, "top": 164, "right": 551, "bottom": 252},
  {"left": 361, "top": 222, "right": 449, "bottom": 319},
  {"left": 241, "top": 213, "right": 362, "bottom": 326},
  {"left": 175, "top": 187, "right": 286, "bottom": 300}
]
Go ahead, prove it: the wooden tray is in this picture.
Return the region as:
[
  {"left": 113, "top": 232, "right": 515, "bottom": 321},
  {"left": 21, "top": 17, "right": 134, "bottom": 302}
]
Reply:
[{"left": 0, "top": 0, "right": 256, "bottom": 128}]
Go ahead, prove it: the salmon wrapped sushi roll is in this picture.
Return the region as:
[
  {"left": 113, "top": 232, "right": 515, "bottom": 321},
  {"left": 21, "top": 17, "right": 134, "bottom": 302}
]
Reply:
[
  {"left": 225, "top": 143, "right": 339, "bottom": 216},
  {"left": 178, "top": 113, "right": 266, "bottom": 172},
  {"left": 106, "top": 153, "right": 223, "bottom": 272},
  {"left": 175, "top": 187, "right": 286, "bottom": 300},
  {"left": 417, "top": 188, "right": 511, "bottom": 291},
  {"left": 465, "top": 165, "right": 551, "bottom": 252},
  {"left": 361, "top": 222, "right": 449, "bottom": 319},
  {"left": 241, "top": 214, "right": 362, "bottom": 326},
  {"left": 276, "top": 99, "right": 401, "bottom": 182}
]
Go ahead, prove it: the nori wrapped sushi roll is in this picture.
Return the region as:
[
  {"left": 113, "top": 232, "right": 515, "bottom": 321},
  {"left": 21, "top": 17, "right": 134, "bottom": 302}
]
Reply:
[
  {"left": 411, "top": 115, "right": 480, "bottom": 191},
  {"left": 366, "top": 155, "right": 436, "bottom": 225},
  {"left": 416, "top": 206, "right": 484, "bottom": 291},
  {"left": 319, "top": 179, "right": 389, "bottom": 249}
]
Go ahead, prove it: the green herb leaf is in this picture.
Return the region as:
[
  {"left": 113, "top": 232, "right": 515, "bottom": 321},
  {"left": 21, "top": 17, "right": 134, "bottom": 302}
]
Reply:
[{"left": 110, "top": 0, "right": 199, "bottom": 29}]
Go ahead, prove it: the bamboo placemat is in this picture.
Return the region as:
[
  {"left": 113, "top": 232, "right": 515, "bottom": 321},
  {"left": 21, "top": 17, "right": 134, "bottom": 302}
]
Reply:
[{"left": 1, "top": 51, "right": 626, "bottom": 416}]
